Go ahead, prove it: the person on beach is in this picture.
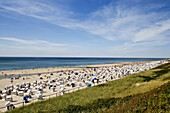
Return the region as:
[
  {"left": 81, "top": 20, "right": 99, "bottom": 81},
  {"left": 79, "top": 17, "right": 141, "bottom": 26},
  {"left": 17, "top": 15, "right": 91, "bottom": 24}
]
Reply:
[{"left": 10, "top": 77, "right": 13, "bottom": 83}]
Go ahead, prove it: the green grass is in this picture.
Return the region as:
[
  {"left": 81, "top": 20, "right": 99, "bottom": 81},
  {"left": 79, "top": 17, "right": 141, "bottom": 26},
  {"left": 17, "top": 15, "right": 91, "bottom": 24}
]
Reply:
[{"left": 7, "top": 63, "right": 170, "bottom": 113}]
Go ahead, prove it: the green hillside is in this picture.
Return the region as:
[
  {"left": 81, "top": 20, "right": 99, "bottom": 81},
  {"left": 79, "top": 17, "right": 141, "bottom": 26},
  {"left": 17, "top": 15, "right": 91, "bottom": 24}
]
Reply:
[{"left": 7, "top": 63, "right": 170, "bottom": 113}]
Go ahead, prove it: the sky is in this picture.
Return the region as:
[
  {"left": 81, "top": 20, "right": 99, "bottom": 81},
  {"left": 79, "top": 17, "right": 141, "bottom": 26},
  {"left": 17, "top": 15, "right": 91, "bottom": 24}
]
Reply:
[{"left": 0, "top": 0, "right": 170, "bottom": 58}]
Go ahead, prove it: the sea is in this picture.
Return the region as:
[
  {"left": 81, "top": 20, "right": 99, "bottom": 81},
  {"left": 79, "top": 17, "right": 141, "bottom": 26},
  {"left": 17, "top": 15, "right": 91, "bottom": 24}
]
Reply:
[{"left": 0, "top": 57, "right": 167, "bottom": 71}]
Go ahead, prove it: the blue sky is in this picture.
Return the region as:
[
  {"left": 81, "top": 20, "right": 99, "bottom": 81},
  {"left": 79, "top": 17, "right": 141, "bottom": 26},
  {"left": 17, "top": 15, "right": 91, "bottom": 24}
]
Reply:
[{"left": 0, "top": 0, "right": 170, "bottom": 58}]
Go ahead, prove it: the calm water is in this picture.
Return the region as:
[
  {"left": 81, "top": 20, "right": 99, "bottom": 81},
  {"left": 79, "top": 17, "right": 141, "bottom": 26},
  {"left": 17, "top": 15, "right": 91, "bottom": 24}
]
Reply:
[{"left": 0, "top": 57, "right": 167, "bottom": 71}]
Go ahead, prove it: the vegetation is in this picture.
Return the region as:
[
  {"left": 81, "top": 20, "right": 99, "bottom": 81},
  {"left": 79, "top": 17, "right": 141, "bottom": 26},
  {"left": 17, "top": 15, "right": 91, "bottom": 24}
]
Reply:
[{"left": 7, "top": 63, "right": 170, "bottom": 113}]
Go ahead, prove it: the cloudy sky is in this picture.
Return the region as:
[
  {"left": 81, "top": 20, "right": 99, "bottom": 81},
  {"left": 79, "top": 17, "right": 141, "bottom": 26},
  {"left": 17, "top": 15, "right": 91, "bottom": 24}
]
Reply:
[{"left": 0, "top": 0, "right": 170, "bottom": 58}]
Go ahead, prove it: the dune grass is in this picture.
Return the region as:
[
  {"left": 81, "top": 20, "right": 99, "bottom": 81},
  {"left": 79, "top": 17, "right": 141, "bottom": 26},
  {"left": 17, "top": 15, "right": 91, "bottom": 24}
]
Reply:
[{"left": 6, "top": 63, "right": 170, "bottom": 113}]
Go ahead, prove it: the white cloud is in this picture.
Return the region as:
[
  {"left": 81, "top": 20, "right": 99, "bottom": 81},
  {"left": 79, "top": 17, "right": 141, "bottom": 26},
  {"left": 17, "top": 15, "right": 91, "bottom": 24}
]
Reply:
[
  {"left": 0, "top": 0, "right": 169, "bottom": 42},
  {"left": 134, "top": 19, "right": 170, "bottom": 42},
  {"left": 0, "top": 37, "right": 69, "bottom": 56},
  {"left": 69, "top": 1, "right": 168, "bottom": 43},
  {"left": 0, "top": 0, "right": 76, "bottom": 28},
  {"left": 0, "top": 43, "right": 69, "bottom": 57},
  {"left": 0, "top": 37, "right": 66, "bottom": 47}
]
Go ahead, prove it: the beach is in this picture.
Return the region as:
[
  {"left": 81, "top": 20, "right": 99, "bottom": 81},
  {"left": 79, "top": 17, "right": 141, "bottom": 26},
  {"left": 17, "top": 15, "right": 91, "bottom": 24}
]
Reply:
[
  {"left": 0, "top": 62, "right": 125, "bottom": 89},
  {"left": 0, "top": 60, "right": 165, "bottom": 112},
  {"left": 0, "top": 66, "right": 86, "bottom": 112},
  {"left": 0, "top": 61, "right": 149, "bottom": 76}
]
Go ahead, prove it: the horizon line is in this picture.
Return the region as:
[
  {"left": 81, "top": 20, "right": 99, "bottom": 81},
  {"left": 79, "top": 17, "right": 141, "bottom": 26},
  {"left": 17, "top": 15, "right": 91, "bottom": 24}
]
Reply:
[{"left": 0, "top": 56, "right": 169, "bottom": 59}]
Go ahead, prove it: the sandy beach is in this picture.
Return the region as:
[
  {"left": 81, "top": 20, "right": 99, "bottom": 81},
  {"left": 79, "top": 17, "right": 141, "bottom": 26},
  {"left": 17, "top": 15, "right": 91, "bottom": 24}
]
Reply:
[
  {"left": 0, "top": 67, "right": 79, "bottom": 76},
  {"left": 0, "top": 61, "right": 155, "bottom": 91},
  {"left": 0, "top": 66, "right": 88, "bottom": 112},
  {"left": 0, "top": 60, "right": 163, "bottom": 112},
  {"left": 0, "top": 61, "right": 146, "bottom": 76}
]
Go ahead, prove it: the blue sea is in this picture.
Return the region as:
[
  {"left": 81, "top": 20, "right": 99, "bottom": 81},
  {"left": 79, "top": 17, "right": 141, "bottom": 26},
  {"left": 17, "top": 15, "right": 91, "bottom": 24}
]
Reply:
[{"left": 0, "top": 57, "right": 167, "bottom": 71}]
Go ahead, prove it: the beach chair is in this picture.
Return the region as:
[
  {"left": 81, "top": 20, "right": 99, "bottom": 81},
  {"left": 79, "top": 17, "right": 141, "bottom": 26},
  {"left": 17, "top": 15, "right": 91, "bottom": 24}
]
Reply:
[
  {"left": 60, "top": 88, "right": 64, "bottom": 95},
  {"left": 78, "top": 82, "right": 82, "bottom": 87},
  {"left": 27, "top": 89, "right": 33, "bottom": 95},
  {"left": 37, "top": 81, "right": 42, "bottom": 85},
  {"left": 36, "top": 94, "right": 43, "bottom": 100},
  {"left": 60, "top": 85, "right": 65, "bottom": 89},
  {"left": 18, "top": 91, "right": 24, "bottom": 96},
  {"left": 12, "top": 90, "right": 17, "bottom": 95},
  {"left": 24, "top": 92, "right": 30, "bottom": 97},
  {"left": 6, "top": 95, "right": 12, "bottom": 101},
  {"left": 51, "top": 87, "right": 56, "bottom": 92},
  {"left": 22, "top": 96, "right": 29, "bottom": 103},
  {"left": 1, "top": 94, "right": 6, "bottom": 101},
  {"left": 56, "top": 82, "right": 60, "bottom": 86},
  {"left": 94, "top": 80, "right": 97, "bottom": 85},
  {"left": 3, "top": 90, "right": 7, "bottom": 94},
  {"left": 10, "top": 84, "right": 13, "bottom": 89},
  {"left": 71, "top": 82, "right": 75, "bottom": 87}
]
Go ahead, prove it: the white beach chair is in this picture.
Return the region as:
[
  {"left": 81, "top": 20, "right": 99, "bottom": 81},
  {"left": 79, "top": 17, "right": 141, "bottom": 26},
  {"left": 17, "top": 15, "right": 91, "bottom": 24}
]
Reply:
[
  {"left": 12, "top": 90, "right": 17, "bottom": 95},
  {"left": 94, "top": 80, "right": 97, "bottom": 85},
  {"left": 10, "top": 84, "right": 13, "bottom": 88},
  {"left": 1, "top": 94, "right": 6, "bottom": 101},
  {"left": 60, "top": 85, "right": 64, "bottom": 89},
  {"left": 51, "top": 87, "right": 56, "bottom": 92},
  {"left": 6, "top": 95, "right": 12, "bottom": 101},
  {"left": 60, "top": 88, "right": 64, "bottom": 95},
  {"left": 78, "top": 82, "right": 82, "bottom": 87},
  {"left": 18, "top": 91, "right": 24, "bottom": 96},
  {"left": 27, "top": 89, "right": 33, "bottom": 95},
  {"left": 36, "top": 94, "right": 43, "bottom": 100}
]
